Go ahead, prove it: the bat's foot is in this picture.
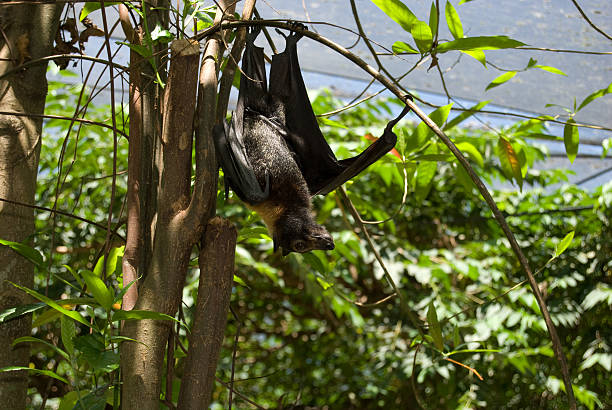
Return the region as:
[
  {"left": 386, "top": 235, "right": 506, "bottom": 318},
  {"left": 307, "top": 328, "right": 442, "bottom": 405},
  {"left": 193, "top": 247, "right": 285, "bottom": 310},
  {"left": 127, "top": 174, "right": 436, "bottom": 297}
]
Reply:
[
  {"left": 276, "top": 21, "right": 307, "bottom": 40},
  {"left": 288, "top": 21, "right": 308, "bottom": 32},
  {"left": 247, "top": 21, "right": 262, "bottom": 44}
]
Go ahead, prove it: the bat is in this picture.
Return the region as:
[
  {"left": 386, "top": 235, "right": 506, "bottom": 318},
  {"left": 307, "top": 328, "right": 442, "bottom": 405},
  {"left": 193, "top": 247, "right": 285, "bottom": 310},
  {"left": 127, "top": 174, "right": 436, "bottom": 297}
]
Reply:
[{"left": 213, "top": 24, "right": 411, "bottom": 255}]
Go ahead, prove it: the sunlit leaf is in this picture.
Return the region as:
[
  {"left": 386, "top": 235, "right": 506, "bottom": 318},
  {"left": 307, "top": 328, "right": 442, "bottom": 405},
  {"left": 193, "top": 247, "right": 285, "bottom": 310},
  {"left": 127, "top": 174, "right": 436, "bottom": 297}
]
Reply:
[
  {"left": 0, "top": 303, "right": 46, "bottom": 323},
  {"left": 369, "top": 0, "right": 419, "bottom": 32},
  {"left": 319, "top": 117, "right": 348, "bottom": 129},
  {"left": 437, "top": 36, "right": 525, "bottom": 52},
  {"left": 428, "top": 2, "right": 438, "bottom": 36},
  {"left": 81, "top": 270, "right": 113, "bottom": 311},
  {"left": 407, "top": 103, "right": 453, "bottom": 152},
  {"left": 535, "top": 65, "right": 567, "bottom": 76},
  {"left": 563, "top": 118, "right": 579, "bottom": 163},
  {"left": 392, "top": 41, "right": 419, "bottom": 54},
  {"left": 486, "top": 71, "right": 517, "bottom": 91},
  {"left": 0, "top": 239, "right": 43, "bottom": 268},
  {"left": 577, "top": 82, "right": 612, "bottom": 112},
  {"left": 497, "top": 136, "right": 523, "bottom": 189},
  {"left": 0, "top": 366, "right": 68, "bottom": 384},
  {"left": 444, "top": 100, "right": 490, "bottom": 130},
  {"left": 445, "top": 1, "right": 463, "bottom": 39},
  {"left": 554, "top": 231, "right": 575, "bottom": 258},
  {"left": 79, "top": 2, "right": 120, "bottom": 21},
  {"left": 455, "top": 142, "right": 484, "bottom": 167},
  {"left": 411, "top": 20, "right": 433, "bottom": 53},
  {"left": 414, "top": 145, "right": 438, "bottom": 203},
  {"left": 9, "top": 282, "right": 91, "bottom": 328},
  {"left": 461, "top": 49, "right": 486, "bottom": 66}
]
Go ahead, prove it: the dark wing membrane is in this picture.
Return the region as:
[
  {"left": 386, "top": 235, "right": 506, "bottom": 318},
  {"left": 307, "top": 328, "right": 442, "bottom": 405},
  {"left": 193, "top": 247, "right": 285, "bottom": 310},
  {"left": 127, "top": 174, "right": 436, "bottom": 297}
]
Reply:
[
  {"left": 269, "top": 27, "right": 411, "bottom": 196},
  {"left": 316, "top": 104, "right": 411, "bottom": 195},
  {"left": 213, "top": 28, "right": 270, "bottom": 204},
  {"left": 269, "top": 30, "right": 343, "bottom": 194}
]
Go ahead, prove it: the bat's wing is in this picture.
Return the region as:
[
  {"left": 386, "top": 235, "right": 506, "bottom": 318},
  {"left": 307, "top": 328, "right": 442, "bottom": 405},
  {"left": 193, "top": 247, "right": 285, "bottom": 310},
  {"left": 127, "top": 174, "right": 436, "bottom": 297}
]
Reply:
[
  {"left": 213, "top": 28, "right": 270, "bottom": 203},
  {"left": 269, "top": 26, "right": 411, "bottom": 196}
]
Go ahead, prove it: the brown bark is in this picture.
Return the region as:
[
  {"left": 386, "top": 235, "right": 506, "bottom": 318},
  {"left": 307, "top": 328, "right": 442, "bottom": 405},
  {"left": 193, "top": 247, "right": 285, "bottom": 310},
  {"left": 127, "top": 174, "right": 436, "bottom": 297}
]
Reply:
[
  {"left": 120, "top": 39, "right": 202, "bottom": 410},
  {"left": 178, "top": 217, "right": 237, "bottom": 409},
  {"left": 0, "top": 3, "right": 62, "bottom": 409},
  {"left": 121, "top": 26, "right": 144, "bottom": 311}
]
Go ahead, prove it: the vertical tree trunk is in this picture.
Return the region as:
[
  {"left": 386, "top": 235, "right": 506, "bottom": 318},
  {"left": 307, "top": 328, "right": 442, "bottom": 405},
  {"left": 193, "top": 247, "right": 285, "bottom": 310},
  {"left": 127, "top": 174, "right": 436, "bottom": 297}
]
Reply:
[
  {"left": 178, "top": 218, "right": 237, "bottom": 409},
  {"left": 121, "top": 39, "right": 202, "bottom": 410},
  {"left": 0, "top": 3, "right": 62, "bottom": 409}
]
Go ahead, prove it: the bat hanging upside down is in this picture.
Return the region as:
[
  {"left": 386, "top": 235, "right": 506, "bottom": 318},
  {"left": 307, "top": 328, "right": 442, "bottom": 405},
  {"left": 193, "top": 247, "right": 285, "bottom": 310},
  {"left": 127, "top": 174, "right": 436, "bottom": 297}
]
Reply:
[{"left": 214, "top": 23, "right": 411, "bottom": 255}]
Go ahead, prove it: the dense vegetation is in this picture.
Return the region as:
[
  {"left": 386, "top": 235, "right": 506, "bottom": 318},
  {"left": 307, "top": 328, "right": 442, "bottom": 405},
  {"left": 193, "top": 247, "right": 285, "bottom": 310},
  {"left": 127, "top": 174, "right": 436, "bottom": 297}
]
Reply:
[{"left": 5, "top": 79, "right": 608, "bottom": 408}]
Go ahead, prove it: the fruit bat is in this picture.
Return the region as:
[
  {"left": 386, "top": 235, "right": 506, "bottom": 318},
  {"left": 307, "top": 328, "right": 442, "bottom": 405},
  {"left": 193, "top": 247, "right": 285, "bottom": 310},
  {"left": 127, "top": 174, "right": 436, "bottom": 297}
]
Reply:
[{"left": 213, "top": 24, "right": 411, "bottom": 255}]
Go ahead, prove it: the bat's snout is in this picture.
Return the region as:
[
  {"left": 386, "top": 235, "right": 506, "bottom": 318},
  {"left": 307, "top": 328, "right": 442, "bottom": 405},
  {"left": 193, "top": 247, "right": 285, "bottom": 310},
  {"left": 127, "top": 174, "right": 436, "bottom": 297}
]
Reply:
[{"left": 314, "top": 233, "right": 335, "bottom": 251}]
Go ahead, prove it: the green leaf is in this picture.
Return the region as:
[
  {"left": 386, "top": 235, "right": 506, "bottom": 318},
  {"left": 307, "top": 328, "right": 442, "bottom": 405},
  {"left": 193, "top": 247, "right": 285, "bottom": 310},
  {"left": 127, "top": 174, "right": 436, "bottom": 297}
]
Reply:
[
  {"left": 369, "top": 0, "right": 419, "bottom": 32},
  {"left": 461, "top": 49, "right": 486, "bottom": 66},
  {"left": 603, "top": 138, "right": 611, "bottom": 158},
  {"left": 118, "top": 42, "right": 153, "bottom": 59},
  {"left": 563, "top": 118, "right": 579, "bottom": 163},
  {"left": 63, "top": 264, "right": 83, "bottom": 288},
  {"left": 415, "top": 146, "right": 438, "bottom": 203},
  {"left": 9, "top": 282, "right": 91, "bottom": 328},
  {"left": 12, "top": 336, "right": 69, "bottom": 360},
  {"left": 150, "top": 25, "right": 174, "bottom": 43},
  {"left": 497, "top": 136, "right": 523, "bottom": 189},
  {"left": 411, "top": 20, "right": 433, "bottom": 53},
  {"left": 319, "top": 117, "right": 348, "bottom": 129},
  {"left": 577, "top": 82, "right": 612, "bottom": 112},
  {"left": 0, "top": 302, "right": 46, "bottom": 323},
  {"left": 93, "top": 246, "right": 124, "bottom": 278},
  {"left": 81, "top": 270, "right": 113, "bottom": 311},
  {"left": 486, "top": 71, "right": 517, "bottom": 91},
  {"left": 554, "top": 231, "right": 575, "bottom": 258},
  {"left": 233, "top": 274, "right": 248, "bottom": 287},
  {"left": 437, "top": 36, "right": 525, "bottom": 52},
  {"left": 79, "top": 2, "right": 120, "bottom": 21},
  {"left": 428, "top": 2, "right": 438, "bottom": 36},
  {"left": 316, "top": 276, "right": 334, "bottom": 290},
  {"left": 455, "top": 142, "right": 484, "bottom": 167},
  {"left": 392, "top": 41, "right": 419, "bottom": 54},
  {"left": 111, "top": 309, "right": 178, "bottom": 323},
  {"left": 535, "top": 65, "right": 567, "bottom": 76},
  {"left": 74, "top": 334, "right": 119, "bottom": 373},
  {"left": 407, "top": 103, "right": 453, "bottom": 152},
  {"left": 303, "top": 251, "right": 329, "bottom": 274},
  {"left": 0, "top": 366, "right": 69, "bottom": 384},
  {"left": 61, "top": 315, "right": 76, "bottom": 356},
  {"left": 0, "top": 239, "right": 44, "bottom": 268},
  {"left": 445, "top": 1, "right": 463, "bottom": 39},
  {"left": 427, "top": 302, "right": 444, "bottom": 351},
  {"left": 444, "top": 100, "right": 490, "bottom": 130}
]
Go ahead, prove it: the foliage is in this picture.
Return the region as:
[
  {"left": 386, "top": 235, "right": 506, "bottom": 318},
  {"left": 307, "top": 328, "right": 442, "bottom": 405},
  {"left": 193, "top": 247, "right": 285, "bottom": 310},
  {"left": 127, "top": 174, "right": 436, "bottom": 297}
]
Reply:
[
  {"left": 2, "top": 76, "right": 610, "bottom": 408},
  {"left": 1, "top": 0, "right": 610, "bottom": 408}
]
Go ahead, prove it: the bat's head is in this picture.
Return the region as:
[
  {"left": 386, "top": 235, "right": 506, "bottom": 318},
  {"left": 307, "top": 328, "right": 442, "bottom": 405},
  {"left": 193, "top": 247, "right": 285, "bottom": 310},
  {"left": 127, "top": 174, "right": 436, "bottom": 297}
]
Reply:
[{"left": 273, "top": 209, "right": 334, "bottom": 256}]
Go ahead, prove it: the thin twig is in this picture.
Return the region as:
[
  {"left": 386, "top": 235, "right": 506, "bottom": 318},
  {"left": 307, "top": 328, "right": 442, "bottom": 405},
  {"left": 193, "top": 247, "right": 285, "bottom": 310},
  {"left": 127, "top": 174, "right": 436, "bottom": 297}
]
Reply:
[
  {"left": 0, "top": 197, "right": 126, "bottom": 242},
  {"left": 339, "top": 187, "right": 425, "bottom": 336},
  {"left": 569, "top": 0, "right": 612, "bottom": 41}
]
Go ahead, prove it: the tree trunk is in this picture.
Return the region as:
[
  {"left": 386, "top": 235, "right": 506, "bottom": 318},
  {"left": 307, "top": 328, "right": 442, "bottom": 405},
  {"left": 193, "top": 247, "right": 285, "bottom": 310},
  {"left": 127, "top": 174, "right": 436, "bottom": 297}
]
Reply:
[
  {"left": 0, "top": 3, "right": 62, "bottom": 409},
  {"left": 121, "top": 39, "right": 203, "bottom": 410}
]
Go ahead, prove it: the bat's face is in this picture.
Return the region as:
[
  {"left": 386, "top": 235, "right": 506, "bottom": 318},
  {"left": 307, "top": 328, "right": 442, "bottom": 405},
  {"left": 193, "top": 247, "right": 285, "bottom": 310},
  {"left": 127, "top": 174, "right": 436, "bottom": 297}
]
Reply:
[{"left": 273, "top": 211, "right": 335, "bottom": 256}]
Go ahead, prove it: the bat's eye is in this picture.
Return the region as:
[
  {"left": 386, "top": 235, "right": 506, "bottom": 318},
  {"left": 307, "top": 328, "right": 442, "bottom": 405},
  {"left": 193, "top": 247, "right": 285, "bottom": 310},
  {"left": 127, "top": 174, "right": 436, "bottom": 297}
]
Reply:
[{"left": 292, "top": 240, "right": 307, "bottom": 252}]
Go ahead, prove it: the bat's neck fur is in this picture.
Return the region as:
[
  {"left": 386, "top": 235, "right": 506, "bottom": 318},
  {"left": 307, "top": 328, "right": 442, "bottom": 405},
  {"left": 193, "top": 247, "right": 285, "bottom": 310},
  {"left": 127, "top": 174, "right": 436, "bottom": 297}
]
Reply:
[{"left": 248, "top": 202, "right": 287, "bottom": 233}]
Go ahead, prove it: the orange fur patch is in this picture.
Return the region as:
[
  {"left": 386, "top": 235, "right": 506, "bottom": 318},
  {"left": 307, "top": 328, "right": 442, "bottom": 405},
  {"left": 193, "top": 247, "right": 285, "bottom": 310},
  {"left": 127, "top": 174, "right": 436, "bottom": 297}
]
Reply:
[{"left": 248, "top": 202, "right": 285, "bottom": 232}]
